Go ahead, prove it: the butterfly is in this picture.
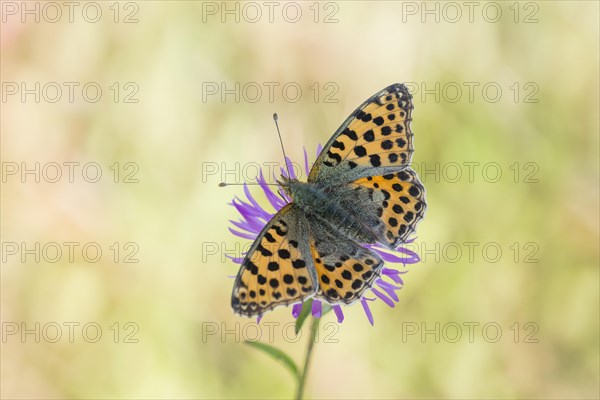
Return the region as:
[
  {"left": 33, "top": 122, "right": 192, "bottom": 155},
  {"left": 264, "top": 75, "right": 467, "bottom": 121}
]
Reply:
[{"left": 232, "top": 83, "right": 426, "bottom": 317}]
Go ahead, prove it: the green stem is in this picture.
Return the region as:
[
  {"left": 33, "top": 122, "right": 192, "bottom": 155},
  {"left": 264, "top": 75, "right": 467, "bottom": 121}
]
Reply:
[{"left": 295, "top": 316, "right": 320, "bottom": 400}]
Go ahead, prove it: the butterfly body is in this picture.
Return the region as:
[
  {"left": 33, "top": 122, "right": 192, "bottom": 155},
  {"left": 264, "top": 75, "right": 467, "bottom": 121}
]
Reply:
[
  {"left": 280, "top": 177, "right": 377, "bottom": 245},
  {"left": 232, "top": 84, "right": 426, "bottom": 317}
]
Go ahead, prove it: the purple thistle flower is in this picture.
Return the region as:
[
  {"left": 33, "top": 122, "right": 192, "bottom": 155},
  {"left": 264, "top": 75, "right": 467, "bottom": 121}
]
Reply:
[{"left": 226, "top": 146, "right": 421, "bottom": 325}]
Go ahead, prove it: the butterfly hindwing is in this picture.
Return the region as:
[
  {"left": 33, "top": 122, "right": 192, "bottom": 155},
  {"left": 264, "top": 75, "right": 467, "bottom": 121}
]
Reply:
[
  {"left": 231, "top": 204, "right": 318, "bottom": 317},
  {"left": 348, "top": 168, "right": 426, "bottom": 249},
  {"left": 307, "top": 215, "right": 384, "bottom": 304},
  {"left": 309, "top": 83, "right": 414, "bottom": 184}
]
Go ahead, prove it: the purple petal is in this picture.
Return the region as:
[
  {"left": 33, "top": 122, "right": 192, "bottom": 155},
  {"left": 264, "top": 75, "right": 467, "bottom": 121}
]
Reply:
[
  {"left": 377, "top": 251, "right": 417, "bottom": 264},
  {"left": 285, "top": 157, "right": 296, "bottom": 179},
  {"left": 368, "top": 242, "right": 418, "bottom": 255},
  {"left": 231, "top": 216, "right": 264, "bottom": 235},
  {"left": 258, "top": 172, "right": 286, "bottom": 211},
  {"left": 316, "top": 144, "right": 323, "bottom": 157},
  {"left": 234, "top": 214, "right": 269, "bottom": 234},
  {"left": 243, "top": 184, "right": 272, "bottom": 220},
  {"left": 382, "top": 268, "right": 406, "bottom": 285},
  {"left": 303, "top": 147, "right": 310, "bottom": 176},
  {"left": 311, "top": 299, "right": 322, "bottom": 318},
  {"left": 256, "top": 315, "right": 263, "bottom": 324},
  {"left": 376, "top": 278, "right": 401, "bottom": 291},
  {"left": 393, "top": 246, "right": 420, "bottom": 260},
  {"left": 382, "top": 267, "right": 406, "bottom": 276},
  {"left": 228, "top": 217, "right": 258, "bottom": 232},
  {"left": 228, "top": 227, "right": 256, "bottom": 240},
  {"left": 231, "top": 199, "right": 267, "bottom": 228},
  {"left": 366, "top": 244, "right": 420, "bottom": 264},
  {"left": 371, "top": 287, "right": 395, "bottom": 308},
  {"left": 225, "top": 253, "right": 245, "bottom": 264},
  {"left": 333, "top": 305, "right": 344, "bottom": 323},
  {"left": 376, "top": 279, "right": 400, "bottom": 302},
  {"left": 228, "top": 258, "right": 244, "bottom": 265},
  {"left": 230, "top": 198, "right": 258, "bottom": 217},
  {"left": 361, "top": 297, "right": 375, "bottom": 326},
  {"left": 292, "top": 303, "right": 302, "bottom": 318}
]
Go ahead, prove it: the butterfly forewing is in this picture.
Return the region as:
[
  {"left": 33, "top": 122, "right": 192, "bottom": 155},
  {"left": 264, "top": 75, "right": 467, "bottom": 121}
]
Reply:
[
  {"left": 308, "top": 83, "right": 414, "bottom": 184},
  {"left": 231, "top": 204, "right": 318, "bottom": 317}
]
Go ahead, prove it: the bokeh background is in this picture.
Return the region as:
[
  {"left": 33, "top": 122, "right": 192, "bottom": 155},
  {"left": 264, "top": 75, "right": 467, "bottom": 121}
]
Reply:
[{"left": 1, "top": 1, "right": 598, "bottom": 399}]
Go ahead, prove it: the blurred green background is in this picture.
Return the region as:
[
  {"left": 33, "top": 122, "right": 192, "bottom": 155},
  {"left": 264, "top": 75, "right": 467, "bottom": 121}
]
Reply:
[{"left": 1, "top": 1, "right": 598, "bottom": 399}]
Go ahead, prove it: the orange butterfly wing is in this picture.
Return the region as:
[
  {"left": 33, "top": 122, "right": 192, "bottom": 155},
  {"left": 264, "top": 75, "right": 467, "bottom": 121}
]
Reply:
[
  {"left": 309, "top": 83, "right": 414, "bottom": 184},
  {"left": 231, "top": 204, "right": 317, "bottom": 317}
]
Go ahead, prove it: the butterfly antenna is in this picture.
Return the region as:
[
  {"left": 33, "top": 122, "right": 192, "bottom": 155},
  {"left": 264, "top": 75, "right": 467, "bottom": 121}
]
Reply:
[
  {"left": 273, "top": 113, "right": 292, "bottom": 179},
  {"left": 218, "top": 182, "right": 279, "bottom": 187},
  {"left": 219, "top": 113, "right": 291, "bottom": 188}
]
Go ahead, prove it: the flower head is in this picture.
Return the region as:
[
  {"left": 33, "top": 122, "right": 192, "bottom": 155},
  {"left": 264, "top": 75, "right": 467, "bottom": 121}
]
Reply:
[{"left": 227, "top": 146, "right": 420, "bottom": 325}]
